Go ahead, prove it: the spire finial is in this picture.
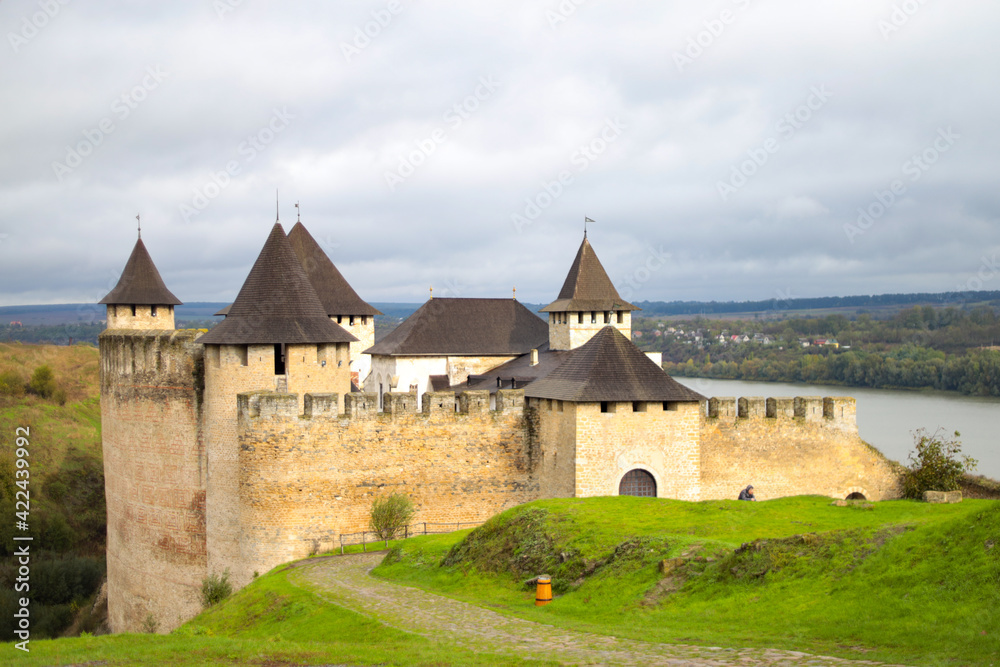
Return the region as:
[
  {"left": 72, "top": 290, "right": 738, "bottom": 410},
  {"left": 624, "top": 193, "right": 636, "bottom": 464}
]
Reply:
[
  {"left": 136, "top": 213, "right": 141, "bottom": 239},
  {"left": 584, "top": 216, "right": 594, "bottom": 238},
  {"left": 513, "top": 286, "right": 516, "bottom": 301},
  {"left": 276, "top": 189, "right": 279, "bottom": 221},
  {"left": 295, "top": 201, "right": 300, "bottom": 223},
  {"left": 429, "top": 286, "right": 433, "bottom": 300}
]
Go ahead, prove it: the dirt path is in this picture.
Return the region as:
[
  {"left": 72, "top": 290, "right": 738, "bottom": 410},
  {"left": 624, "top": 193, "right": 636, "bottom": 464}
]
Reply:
[{"left": 293, "top": 553, "right": 910, "bottom": 667}]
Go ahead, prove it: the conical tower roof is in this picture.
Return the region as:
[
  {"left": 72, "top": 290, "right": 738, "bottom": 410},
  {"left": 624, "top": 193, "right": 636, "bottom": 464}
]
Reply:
[
  {"left": 199, "top": 223, "right": 357, "bottom": 345},
  {"left": 99, "top": 238, "right": 182, "bottom": 306},
  {"left": 286, "top": 222, "right": 381, "bottom": 317},
  {"left": 525, "top": 326, "right": 703, "bottom": 402},
  {"left": 539, "top": 235, "right": 638, "bottom": 312}
]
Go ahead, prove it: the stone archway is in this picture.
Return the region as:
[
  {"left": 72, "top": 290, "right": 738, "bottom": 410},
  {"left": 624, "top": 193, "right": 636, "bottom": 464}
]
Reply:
[{"left": 619, "top": 469, "right": 657, "bottom": 497}]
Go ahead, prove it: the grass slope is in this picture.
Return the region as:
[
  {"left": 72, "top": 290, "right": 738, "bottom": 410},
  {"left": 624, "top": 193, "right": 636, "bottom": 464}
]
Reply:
[
  {"left": 11, "top": 562, "right": 549, "bottom": 666},
  {"left": 374, "top": 496, "right": 1000, "bottom": 666}
]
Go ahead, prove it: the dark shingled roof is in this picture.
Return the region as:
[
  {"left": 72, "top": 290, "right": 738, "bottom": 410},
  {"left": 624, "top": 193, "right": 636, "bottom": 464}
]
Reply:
[
  {"left": 540, "top": 236, "right": 638, "bottom": 313},
  {"left": 365, "top": 298, "right": 548, "bottom": 356},
  {"left": 198, "top": 223, "right": 357, "bottom": 345},
  {"left": 214, "top": 304, "right": 231, "bottom": 317},
  {"left": 525, "top": 326, "right": 704, "bottom": 402},
  {"left": 99, "top": 238, "right": 182, "bottom": 306},
  {"left": 286, "top": 222, "right": 382, "bottom": 317},
  {"left": 462, "top": 343, "right": 572, "bottom": 394}
]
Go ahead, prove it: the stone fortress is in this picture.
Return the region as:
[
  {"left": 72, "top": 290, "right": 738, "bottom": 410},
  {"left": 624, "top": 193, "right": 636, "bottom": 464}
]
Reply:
[{"left": 98, "top": 217, "right": 903, "bottom": 633}]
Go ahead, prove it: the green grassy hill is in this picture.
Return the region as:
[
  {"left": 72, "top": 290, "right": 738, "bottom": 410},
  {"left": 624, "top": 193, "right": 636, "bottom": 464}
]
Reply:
[
  {"left": 12, "top": 496, "right": 1000, "bottom": 666},
  {"left": 374, "top": 496, "right": 1000, "bottom": 666}
]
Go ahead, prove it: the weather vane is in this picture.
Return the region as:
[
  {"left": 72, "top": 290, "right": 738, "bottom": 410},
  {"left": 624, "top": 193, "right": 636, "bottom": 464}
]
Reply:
[
  {"left": 584, "top": 216, "right": 594, "bottom": 237},
  {"left": 275, "top": 190, "right": 279, "bottom": 221},
  {"left": 295, "top": 201, "right": 300, "bottom": 223},
  {"left": 136, "top": 214, "right": 141, "bottom": 239}
]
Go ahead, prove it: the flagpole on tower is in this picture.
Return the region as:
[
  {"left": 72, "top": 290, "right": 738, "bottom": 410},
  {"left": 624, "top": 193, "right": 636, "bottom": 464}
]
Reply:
[{"left": 584, "top": 217, "right": 594, "bottom": 238}]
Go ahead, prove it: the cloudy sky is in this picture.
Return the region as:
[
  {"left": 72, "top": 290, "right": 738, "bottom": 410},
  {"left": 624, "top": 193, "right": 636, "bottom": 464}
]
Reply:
[{"left": 1, "top": 1, "right": 998, "bottom": 309}]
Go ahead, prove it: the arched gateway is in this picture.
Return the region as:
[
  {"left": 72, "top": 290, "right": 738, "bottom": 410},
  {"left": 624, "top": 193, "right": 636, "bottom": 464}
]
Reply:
[{"left": 619, "top": 469, "right": 657, "bottom": 497}]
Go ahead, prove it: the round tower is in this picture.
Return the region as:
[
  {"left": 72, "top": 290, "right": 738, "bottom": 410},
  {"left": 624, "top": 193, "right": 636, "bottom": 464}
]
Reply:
[
  {"left": 197, "top": 222, "right": 356, "bottom": 587},
  {"left": 99, "top": 230, "right": 205, "bottom": 634}
]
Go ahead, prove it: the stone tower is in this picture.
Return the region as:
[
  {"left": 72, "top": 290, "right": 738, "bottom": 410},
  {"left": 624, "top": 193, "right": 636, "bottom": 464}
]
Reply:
[
  {"left": 98, "top": 235, "right": 182, "bottom": 328},
  {"left": 99, "top": 231, "right": 205, "bottom": 633},
  {"left": 197, "top": 222, "right": 356, "bottom": 587},
  {"left": 540, "top": 234, "right": 638, "bottom": 350},
  {"left": 286, "top": 221, "right": 382, "bottom": 386}
]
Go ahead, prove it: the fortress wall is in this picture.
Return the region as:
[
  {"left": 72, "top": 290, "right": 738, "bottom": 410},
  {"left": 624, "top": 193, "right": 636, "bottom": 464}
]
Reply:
[
  {"left": 700, "top": 396, "right": 905, "bottom": 501},
  {"left": 529, "top": 400, "right": 577, "bottom": 498},
  {"left": 235, "top": 389, "right": 539, "bottom": 578},
  {"left": 99, "top": 329, "right": 205, "bottom": 633},
  {"left": 284, "top": 342, "right": 352, "bottom": 414},
  {"left": 573, "top": 400, "right": 701, "bottom": 500}
]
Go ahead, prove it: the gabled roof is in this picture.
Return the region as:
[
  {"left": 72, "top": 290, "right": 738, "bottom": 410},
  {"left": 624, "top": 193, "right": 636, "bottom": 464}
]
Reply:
[
  {"left": 99, "top": 238, "right": 182, "bottom": 306},
  {"left": 286, "top": 222, "right": 382, "bottom": 317},
  {"left": 198, "top": 223, "right": 357, "bottom": 345},
  {"left": 525, "top": 326, "right": 704, "bottom": 402},
  {"left": 365, "top": 298, "right": 548, "bottom": 356},
  {"left": 540, "top": 235, "right": 638, "bottom": 313}
]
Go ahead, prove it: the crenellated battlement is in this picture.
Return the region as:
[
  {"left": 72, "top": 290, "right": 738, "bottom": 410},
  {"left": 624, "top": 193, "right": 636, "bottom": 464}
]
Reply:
[
  {"left": 238, "top": 388, "right": 527, "bottom": 423},
  {"left": 706, "top": 396, "right": 857, "bottom": 432}
]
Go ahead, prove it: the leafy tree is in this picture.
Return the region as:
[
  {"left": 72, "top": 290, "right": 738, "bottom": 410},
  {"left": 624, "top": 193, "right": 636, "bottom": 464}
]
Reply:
[
  {"left": 369, "top": 493, "right": 415, "bottom": 544},
  {"left": 902, "top": 429, "right": 978, "bottom": 499}
]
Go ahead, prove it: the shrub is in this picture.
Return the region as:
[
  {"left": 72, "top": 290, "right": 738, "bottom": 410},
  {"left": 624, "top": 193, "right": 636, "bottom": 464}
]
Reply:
[
  {"left": 28, "top": 365, "right": 59, "bottom": 399},
  {"left": 369, "top": 493, "right": 415, "bottom": 543},
  {"left": 902, "top": 428, "right": 978, "bottom": 499},
  {"left": 0, "top": 370, "right": 25, "bottom": 397},
  {"left": 200, "top": 569, "right": 232, "bottom": 608}
]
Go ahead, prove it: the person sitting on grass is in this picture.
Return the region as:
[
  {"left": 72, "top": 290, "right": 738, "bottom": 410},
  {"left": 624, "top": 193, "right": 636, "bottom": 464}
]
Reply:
[{"left": 738, "top": 485, "right": 757, "bottom": 501}]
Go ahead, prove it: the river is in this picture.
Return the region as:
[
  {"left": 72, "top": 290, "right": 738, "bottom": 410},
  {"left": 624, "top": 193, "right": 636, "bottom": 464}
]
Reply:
[{"left": 674, "top": 377, "right": 1000, "bottom": 481}]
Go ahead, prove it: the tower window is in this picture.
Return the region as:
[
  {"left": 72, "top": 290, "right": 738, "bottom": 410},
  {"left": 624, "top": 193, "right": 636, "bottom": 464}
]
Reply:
[
  {"left": 578, "top": 312, "right": 583, "bottom": 324},
  {"left": 600, "top": 401, "right": 609, "bottom": 413},
  {"left": 591, "top": 312, "right": 597, "bottom": 324},
  {"left": 617, "top": 311, "right": 624, "bottom": 324},
  {"left": 337, "top": 315, "right": 343, "bottom": 324},
  {"left": 151, "top": 305, "right": 158, "bottom": 317},
  {"left": 131, "top": 305, "right": 136, "bottom": 316},
  {"left": 273, "top": 344, "right": 286, "bottom": 375},
  {"left": 350, "top": 315, "right": 355, "bottom": 326},
  {"left": 603, "top": 311, "right": 610, "bottom": 323}
]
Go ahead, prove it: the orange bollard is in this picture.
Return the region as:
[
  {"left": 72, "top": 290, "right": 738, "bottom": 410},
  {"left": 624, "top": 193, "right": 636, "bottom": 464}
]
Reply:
[{"left": 535, "top": 575, "right": 552, "bottom": 606}]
